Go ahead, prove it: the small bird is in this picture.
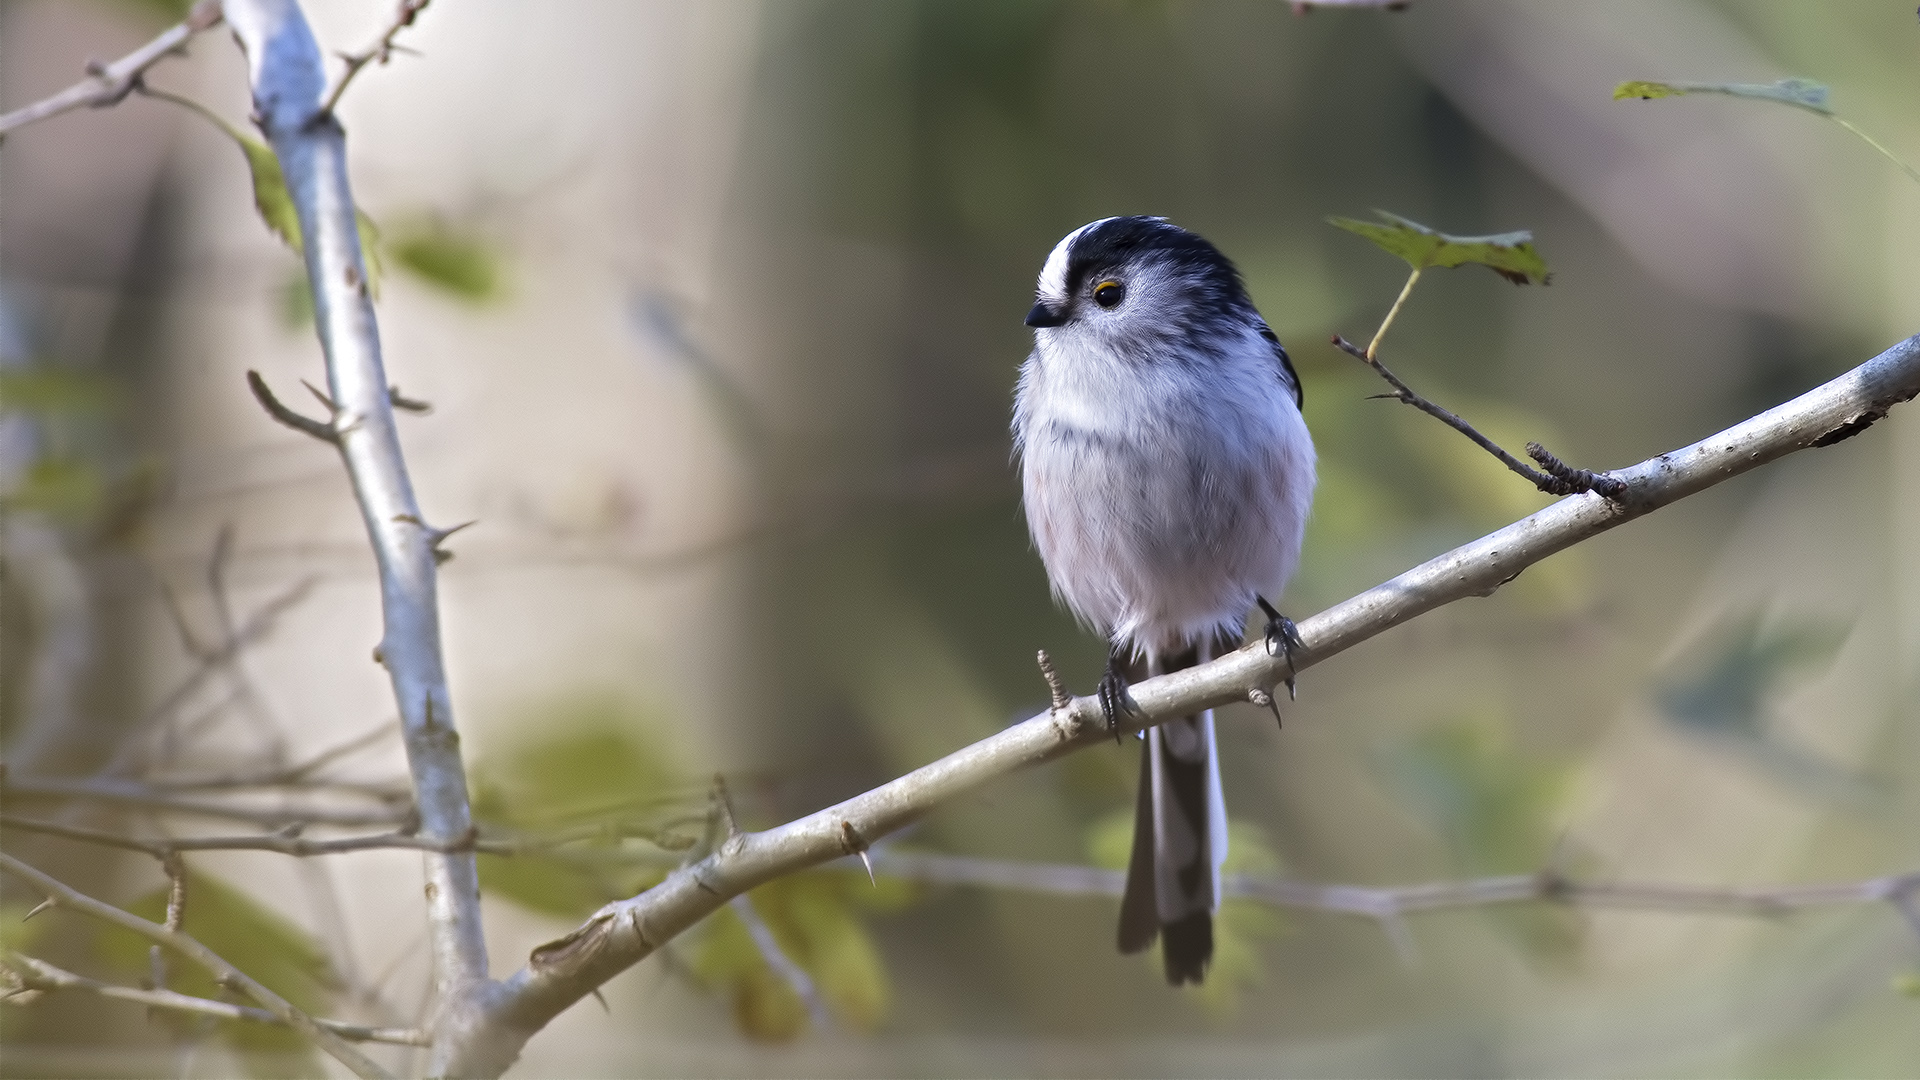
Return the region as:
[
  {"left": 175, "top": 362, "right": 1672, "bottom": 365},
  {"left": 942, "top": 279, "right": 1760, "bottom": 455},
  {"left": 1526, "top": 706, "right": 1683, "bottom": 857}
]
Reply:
[{"left": 1013, "top": 216, "right": 1316, "bottom": 984}]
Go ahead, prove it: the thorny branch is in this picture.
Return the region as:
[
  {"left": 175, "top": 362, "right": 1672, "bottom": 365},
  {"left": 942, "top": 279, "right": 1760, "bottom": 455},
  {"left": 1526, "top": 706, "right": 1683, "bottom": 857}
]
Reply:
[
  {"left": 0, "top": 953, "right": 431, "bottom": 1046},
  {"left": 319, "top": 0, "right": 432, "bottom": 117},
  {"left": 1332, "top": 334, "right": 1628, "bottom": 498},
  {"left": 221, "top": 4, "right": 487, "bottom": 1065},
  {"left": 0, "top": 0, "right": 223, "bottom": 138},
  {"left": 438, "top": 333, "right": 1920, "bottom": 1078},
  {"left": 0, "top": 852, "right": 392, "bottom": 1078}
]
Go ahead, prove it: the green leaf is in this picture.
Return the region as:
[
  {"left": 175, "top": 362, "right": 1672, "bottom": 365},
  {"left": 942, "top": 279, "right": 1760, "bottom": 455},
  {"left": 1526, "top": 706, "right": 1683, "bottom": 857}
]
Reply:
[
  {"left": 1328, "top": 210, "right": 1551, "bottom": 285},
  {"left": 94, "top": 868, "right": 336, "bottom": 1078},
  {"left": 236, "top": 135, "right": 303, "bottom": 252},
  {"left": 392, "top": 222, "right": 501, "bottom": 302},
  {"left": 234, "top": 135, "right": 383, "bottom": 298},
  {"left": 1612, "top": 78, "right": 1831, "bottom": 116}
]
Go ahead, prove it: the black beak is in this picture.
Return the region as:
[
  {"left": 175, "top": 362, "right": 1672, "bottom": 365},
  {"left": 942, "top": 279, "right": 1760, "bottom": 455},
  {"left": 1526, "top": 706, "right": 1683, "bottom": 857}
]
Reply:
[{"left": 1025, "top": 301, "right": 1066, "bottom": 328}]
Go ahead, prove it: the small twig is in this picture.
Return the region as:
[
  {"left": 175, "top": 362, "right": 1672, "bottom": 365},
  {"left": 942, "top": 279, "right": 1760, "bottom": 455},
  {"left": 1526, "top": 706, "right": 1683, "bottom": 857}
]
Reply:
[
  {"left": 0, "top": 852, "right": 392, "bottom": 1079},
  {"left": 1036, "top": 650, "right": 1071, "bottom": 712},
  {"left": 2, "top": 778, "right": 411, "bottom": 829},
  {"left": 0, "top": 813, "right": 691, "bottom": 861},
  {"left": 1366, "top": 266, "right": 1422, "bottom": 359},
  {"left": 2, "top": 952, "right": 430, "bottom": 1046},
  {"left": 246, "top": 371, "right": 339, "bottom": 445},
  {"left": 0, "top": 0, "right": 222, "bottom": 138},
  {"left": 388, "top": 386, "right": 432, "bottom": 414},
  {"left": 1331, "top": 335, "right": 1627, "bottom": 499},
  {"left": 99, "top": 574, "right": 319, "bottom": 780},
  {"left": 318, "top": 0, "right": 432, "bottom": 116},
  {"left": 728, "top": 895, "right": 832, "bottom": 1033}
]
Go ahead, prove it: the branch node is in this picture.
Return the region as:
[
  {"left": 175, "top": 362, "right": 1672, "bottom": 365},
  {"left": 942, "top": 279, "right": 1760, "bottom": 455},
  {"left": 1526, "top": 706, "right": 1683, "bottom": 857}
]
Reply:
[
  {"left": 1248, "top": 687, "right": 1283, "bottom": 729},
  {"left": 1036, "top": 649, "right": 1071, "bottom": 712},
  {"left": 246, "top": 371, "right": 339, "bottom": 445},
  {"left": 710, "top": 774, "right": 740, "bottom": 840},
  {"left": 1525, "top": 442, "right": 1628, "bottom": 500}
]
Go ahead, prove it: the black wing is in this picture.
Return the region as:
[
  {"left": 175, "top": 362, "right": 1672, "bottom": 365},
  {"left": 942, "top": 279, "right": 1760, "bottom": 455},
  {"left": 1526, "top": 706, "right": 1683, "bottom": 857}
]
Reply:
[{"left": 1255, "top": 320, "right": 1303, "bottom": 409}]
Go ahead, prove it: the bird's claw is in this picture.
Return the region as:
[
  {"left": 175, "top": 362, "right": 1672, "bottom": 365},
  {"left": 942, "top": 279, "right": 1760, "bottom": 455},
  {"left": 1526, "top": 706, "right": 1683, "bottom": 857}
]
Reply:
[
  {"left": 1097, "top": 653, "right": 1134, "bottom": 742},
  {"left": 1256, "top": 597, "right": 1303, "bottom": 701}
]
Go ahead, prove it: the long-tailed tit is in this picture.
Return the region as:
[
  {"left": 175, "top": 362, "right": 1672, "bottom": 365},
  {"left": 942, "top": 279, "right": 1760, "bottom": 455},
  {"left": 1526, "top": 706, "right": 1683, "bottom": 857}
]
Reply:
[{"left": 1014, "top": 217, "right": 1316, "bottom": 984}]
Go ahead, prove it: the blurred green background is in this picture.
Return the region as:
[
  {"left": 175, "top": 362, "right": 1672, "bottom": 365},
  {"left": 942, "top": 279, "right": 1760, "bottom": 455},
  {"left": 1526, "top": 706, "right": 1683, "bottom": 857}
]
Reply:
[{"left": 3, "top": 0, "right": 1917, "bottom": 1076}]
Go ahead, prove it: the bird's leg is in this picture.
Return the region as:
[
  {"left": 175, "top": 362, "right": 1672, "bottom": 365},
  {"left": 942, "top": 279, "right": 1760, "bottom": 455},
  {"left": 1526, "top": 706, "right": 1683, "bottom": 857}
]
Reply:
[
  {"left": 1255, "top": 595, "right": 1303, "bottom": 701},
  {"left": 1096, "top": 643, "right": 1135, "bottom": 742}
]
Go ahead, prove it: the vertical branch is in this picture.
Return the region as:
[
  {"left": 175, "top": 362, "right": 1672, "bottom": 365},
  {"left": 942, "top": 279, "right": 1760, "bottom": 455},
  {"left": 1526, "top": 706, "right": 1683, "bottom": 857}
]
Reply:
[{"left": 220, "top": 0, "right": 488, "bottom": 1046}]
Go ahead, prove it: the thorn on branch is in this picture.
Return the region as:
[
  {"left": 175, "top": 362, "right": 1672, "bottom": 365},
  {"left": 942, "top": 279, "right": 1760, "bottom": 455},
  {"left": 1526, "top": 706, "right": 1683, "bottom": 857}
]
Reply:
[
  {"left": 1329, "top": 335, "right": 1627, "bottom": 503},
  {"left": 246, "top": 371, "right": 338, "bottom": 445},
  {"left": 22, "top": 898, "right": 56, "bottom": 922},
  {"left": 388, "top": 385, "right": 432, "bottom": 413},
  {"left": 841, "top": 821, "right": 875, "bottom": 886},
  {"left": 1037, "top": 649, "right": 1071, "bottom": 712}
]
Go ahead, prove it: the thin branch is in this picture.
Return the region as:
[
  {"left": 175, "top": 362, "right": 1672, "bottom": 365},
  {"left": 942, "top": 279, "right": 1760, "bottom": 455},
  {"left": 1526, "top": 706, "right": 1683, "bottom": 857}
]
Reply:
[
  {"left": 1366, "top": 266, "right": 1423, "bottom": 359},
  {"left": 247, "top": 370, "right": 339, "bottom": 445},
  {"left": 862, "top": 850, "right": 1920, "bottom": 928},
  {"left": 142, "top": 719, "right": 402, "bottom": 791},
  {"left": 3, "top": 776, "right": 413, "bottom": 829},
  {"left": 0, "top": 0, "right": 222, "bottom": 138},
  {"left": 1, "top": 953, "right": 431, "bottom": 1046},
  {"left": 319, "top": 0, "right": 432, "bottom": 116},
  {"left": 222, "top": 4, "right": 488, "bottom": 1056},
  {"left": 0, "top": 852, "right": 392, "bottom": 1078},
  {"left": 1332, "top": 334, "right": 1627, "bottom": 499},
  {"left": 444, "top": 333, "right": 1920, "bottom": 1079},
  {"left": 96, "top": 574, "right": 320, "bottom": 780},
  {"left": 0, "top": 813, "right": 692, "bottom": 860},
  {"left": 727, "top": 895, "right": 832, "bottom": 1033}
]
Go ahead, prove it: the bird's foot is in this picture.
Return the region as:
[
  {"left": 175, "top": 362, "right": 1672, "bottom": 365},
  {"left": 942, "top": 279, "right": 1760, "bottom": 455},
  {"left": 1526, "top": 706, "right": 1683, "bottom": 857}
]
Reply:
[
  {"left": 1097, "top": 649, "right": 1135, "bottom": 742},
  {"left": 1256, "top": 596, "right": 1303, "bottom": 701}
]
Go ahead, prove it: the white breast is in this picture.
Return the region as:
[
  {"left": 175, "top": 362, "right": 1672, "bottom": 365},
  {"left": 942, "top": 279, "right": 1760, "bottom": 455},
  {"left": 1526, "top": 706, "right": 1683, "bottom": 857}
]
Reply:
[{"left": 1015, "top": 325, "right": 1315, "bottom": 658}]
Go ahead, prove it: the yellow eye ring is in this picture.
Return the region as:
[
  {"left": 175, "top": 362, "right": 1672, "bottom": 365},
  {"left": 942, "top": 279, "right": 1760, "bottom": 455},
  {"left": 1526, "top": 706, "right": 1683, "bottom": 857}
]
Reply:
[{"left": 1093, "top": 280, "right": 1125, "bottom": 309}]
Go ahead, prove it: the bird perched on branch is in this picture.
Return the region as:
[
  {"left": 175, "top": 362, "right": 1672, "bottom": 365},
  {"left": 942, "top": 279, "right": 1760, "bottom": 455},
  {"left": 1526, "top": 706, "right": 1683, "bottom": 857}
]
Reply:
[{"left": 1014, "top": 216, "right": 1316, "bottom": 984}]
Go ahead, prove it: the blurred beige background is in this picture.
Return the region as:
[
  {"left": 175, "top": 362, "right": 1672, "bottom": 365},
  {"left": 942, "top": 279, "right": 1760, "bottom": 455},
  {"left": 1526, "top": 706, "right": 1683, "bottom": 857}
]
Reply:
[{"left": 3, "top": 1, "right": 1917, "bottom": 1076}]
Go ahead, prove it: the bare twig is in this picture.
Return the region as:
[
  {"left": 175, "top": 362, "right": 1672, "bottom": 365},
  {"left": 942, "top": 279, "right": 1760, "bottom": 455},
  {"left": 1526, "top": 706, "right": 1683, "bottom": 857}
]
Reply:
[
  {"left": 247, "top": 370, "right": 339, "bottom": 445},
  {"left": 0, "top": 852, "right": 392, "bottom": 1078},
  {"left": 318, "top": 0, "right": 431, "bottom": 116},
  {"left": 97, "top": 574, "right": 320, "bottom": 780},
  {"left": 864, "top": 852, "right": 1918, "bottom": 927},
  {"left": 141, "top": 719, "right": 401, "bottom": 791},
  {"left": 1331, "top": 334, "right": 1628, "bottom": 499},
  {"left": 0, "top": 0, "right": 222, "bottom": 138},
  {"left": 223, "top": 6, "right": 488, "bottom": 1062},
  {"left": 1, "top": 953, "right": 431, "bottom": 1046},
  {"left": 1037, "top": 650, "right": 1071, "bottom": 712},
  {"left": 727, "top": 895, "right": 832, "bottom": 1033},
  {"left": 3, "top": 776, "right": 412, "bottom": 828},
  {"left": 442, "top": 334, "right": 1920, "bottom": 1079},
  {"left": 0, "top": 813, "right": 691, "bottom": 860}
]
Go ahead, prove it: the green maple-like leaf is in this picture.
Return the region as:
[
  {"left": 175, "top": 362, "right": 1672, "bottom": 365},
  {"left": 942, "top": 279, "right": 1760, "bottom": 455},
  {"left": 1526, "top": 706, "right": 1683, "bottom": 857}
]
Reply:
[
  {"left": 1328, "top": 210, "right": 1551, "bottom": 285},
  {"left": 1612, "top": 78, "right": 1832, "bottom": 116}
]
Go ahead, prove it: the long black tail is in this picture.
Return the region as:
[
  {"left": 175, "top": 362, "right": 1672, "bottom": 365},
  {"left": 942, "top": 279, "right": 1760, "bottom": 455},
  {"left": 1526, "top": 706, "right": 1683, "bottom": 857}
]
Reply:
[{"left": 1115, "top": 636, "right": 1229, "bottom": 985}]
